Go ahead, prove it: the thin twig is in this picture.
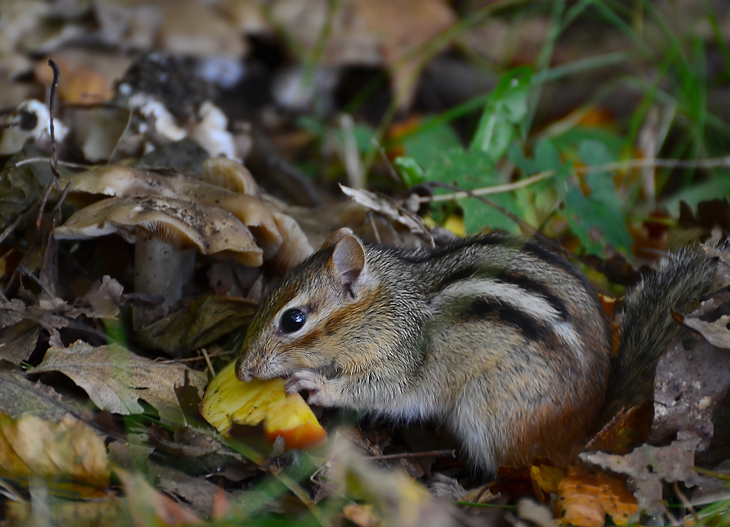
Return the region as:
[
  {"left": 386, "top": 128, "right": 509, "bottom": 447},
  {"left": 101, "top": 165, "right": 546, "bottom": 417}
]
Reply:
[
  {"left": 429, "top": 181, "right": 540, "bottom": 238},
  {"left": 372, "top": 137, "right": 401, "bottom": 183},
  {"left": 673, "top": 482, "right": 700, "bottom": 525},
  {"left": 420, "top": 154, "right": 730, "bottom": 204},
  {"left": 369, "top": 449, "right": 456, "bottom": 461},
  {"left": 14, "top": 157, "right": 90, "bottom": 169},
  {"left": 35, "top": 179, "right": 56, "bottom": 231},
  {"left": 340, "top": 113, "right": 364, "bottom": 189},
  {"left": 35, "top": 60, "right": 64, "bottom": 231},
  {"left": 420, "top": 170, "right": 555, "bottom": 203},
  {"left": 200, "top": 348, "right": 215, "bottom": 376},
  {"left": 579, "top": 155, "right": 730, "bottom": 172},
  {"left": 17, "top": 267, "right": 54, "bottom": 297},
  {"left": 47, "top": 59, "right": 61, "bottom": 179}
]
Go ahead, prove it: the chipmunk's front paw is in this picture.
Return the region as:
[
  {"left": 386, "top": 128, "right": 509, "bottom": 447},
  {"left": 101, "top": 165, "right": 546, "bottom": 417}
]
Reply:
[{"left": 285, "top": 371, "right": 329, "bottom": 406}]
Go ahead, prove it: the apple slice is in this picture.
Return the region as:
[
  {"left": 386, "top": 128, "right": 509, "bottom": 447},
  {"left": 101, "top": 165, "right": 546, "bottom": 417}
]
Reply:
[{"left": 200, "top": 360, "right": 327, "bottom": 450}]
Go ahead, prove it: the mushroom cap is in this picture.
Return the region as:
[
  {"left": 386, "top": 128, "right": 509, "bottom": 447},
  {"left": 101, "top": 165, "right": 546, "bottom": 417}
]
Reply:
[
  {"left": 268, "top": 212, "right": 314, "bottom": 273},
  {"left": 54, "top": 195, "right": 263, "bottom": 266},
  {"left": 63, "top": 166, "right": 282, "bottom": 258},
  {"left": 202, "top": 157, "right": 260, "bottom": 196}
]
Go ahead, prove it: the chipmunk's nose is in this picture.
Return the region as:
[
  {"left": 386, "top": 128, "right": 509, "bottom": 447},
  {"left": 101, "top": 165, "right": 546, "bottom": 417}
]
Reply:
[{"left": 235, "top": 355, "right": 260, "bottom": 382}]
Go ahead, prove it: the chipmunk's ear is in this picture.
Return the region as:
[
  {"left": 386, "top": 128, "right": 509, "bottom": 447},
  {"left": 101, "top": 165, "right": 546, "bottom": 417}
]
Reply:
[
  {"left": 330, "top": 234, "right": 366, "bottom": 293},
  {"left": 320, "top": 227, "right": 354, "bottom": 250}
]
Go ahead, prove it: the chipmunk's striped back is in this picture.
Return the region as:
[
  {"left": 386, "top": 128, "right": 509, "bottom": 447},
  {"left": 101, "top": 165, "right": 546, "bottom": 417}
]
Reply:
[{"left": 361, "top": 234, "right": 613, "bottom": 469}]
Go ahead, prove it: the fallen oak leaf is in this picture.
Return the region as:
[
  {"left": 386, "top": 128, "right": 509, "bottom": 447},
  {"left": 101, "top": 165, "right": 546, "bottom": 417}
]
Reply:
[{"left": 29, "top": 340, "right": 207, "bottom": 423}]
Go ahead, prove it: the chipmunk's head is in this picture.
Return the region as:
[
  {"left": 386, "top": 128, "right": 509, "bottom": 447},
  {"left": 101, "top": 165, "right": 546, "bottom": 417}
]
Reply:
[{"left": 236, "top": 228, "right": 375, "bottom": 382}]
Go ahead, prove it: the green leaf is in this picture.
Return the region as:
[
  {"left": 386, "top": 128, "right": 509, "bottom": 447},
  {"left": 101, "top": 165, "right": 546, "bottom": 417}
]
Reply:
[
  {"left": 426, "top": 148, "right": 496, "bottom": 189},
  {"left": 562, "top": 139, "right": 631, "bottom": 255},
  {"left": 393, "top": 156, "right": 425, "bottom": 186},
  {"left": 425, "top": 148, "right": 522, "bottom": 232},
  {"left": 333, "top": 122, "right": 375, "bottom": 154},
  {"left": 401, "top": 119, "right": 462, "bottom": 169},
  {"left": 578, "top": 139, "right": 614, "bottom": 169},
  {"left": 462, "top": 193, "right": 521, "bottom": 233},
  {"left": 470, "top": 67, "right": 532, "bottom": 161},
  {"left": 551, "top": 126, "right": 624, "bottom": 159},
  {"left": 509, "top": 138, "right": 562, "bottom": 175},
  {"left": 564, "top": 188, "right": 633, "bottom": 255},
  {"left": 578, "top": 139, "right": 623, "bottom": 209}
]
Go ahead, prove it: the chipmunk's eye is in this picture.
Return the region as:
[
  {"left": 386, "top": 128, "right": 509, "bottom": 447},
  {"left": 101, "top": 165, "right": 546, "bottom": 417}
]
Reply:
[{"left": 280, "top": 308, "right": 306, "bottom": 333}]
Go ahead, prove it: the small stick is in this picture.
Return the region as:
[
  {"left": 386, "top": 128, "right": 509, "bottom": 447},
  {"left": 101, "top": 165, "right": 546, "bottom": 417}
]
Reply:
[
  {"left": 47, "top": 59, "right": 61, "bottom": 179},
  {"left": 421, "top": 155, "right": 730, "bottom": 204},
  {"left": 369, "top": 449, "right": 456, "bottom": 461},
  {"left": 35, "top": 60, "right": 63, "bottom": 231}
]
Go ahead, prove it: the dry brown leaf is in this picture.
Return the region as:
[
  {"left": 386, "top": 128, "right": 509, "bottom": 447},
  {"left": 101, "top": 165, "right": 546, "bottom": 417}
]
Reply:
[
  {"left": 0, "top": 413, "right": 110, "bottom": 498},
  {"left": 116, "top": 467, "right": 201, "bottom": 526},
  {"left": 580, "top": 432, "right": 701, "bottom": 516},
  {"left": 0, "top": 276, "right": 125, "bottom": 339},
  {"left": 464, "top": 17, "right": 550, "bottom": 66},
  {"left": 271, "top": 0, "right": 456, "bottom": 108},
  {"left": 357, "top": 0, "right": 456, "bottom": 108},
  {"left": 93, "top": 0, "right": 245, "bottom": 57},
  {"left": 0, "top": 320, "right": 40, "bottom": 364},
  {"left": 0, "top": 364, "right": 88, "bottom": 421},
  {"left": 650, "top": 333, "right": 730, "bottom": 451},
  {"left": 30, "top": 340, "right": 207, "bottom": 422},
  {"left": 339, "top": 184, "right": 433, "bottom": 241},
  {"left": 677, "top": 261, "right": 730, "bottom": 348},
  {"left": 150, "top": 463, "right": 220, "bottom": 517},
  {"left": 556, "top": 466, "right": 638, "bottom": 527},
  {"left": 682, "top": 312, "right": 730, "bottom": 349},
  {"left": 584, "top": 403, "right": 653, "bottom": 456}
]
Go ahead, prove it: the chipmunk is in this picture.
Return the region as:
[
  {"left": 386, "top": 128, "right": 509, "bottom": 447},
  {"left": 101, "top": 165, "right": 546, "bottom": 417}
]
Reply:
[{"left": 236, "top": 229, "right": 717, "bottom": 473}]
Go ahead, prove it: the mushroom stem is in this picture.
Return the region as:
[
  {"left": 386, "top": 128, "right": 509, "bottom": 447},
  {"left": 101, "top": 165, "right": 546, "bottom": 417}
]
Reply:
[{"left": 134, "top": 236, "right": 195, "bottom": 310}]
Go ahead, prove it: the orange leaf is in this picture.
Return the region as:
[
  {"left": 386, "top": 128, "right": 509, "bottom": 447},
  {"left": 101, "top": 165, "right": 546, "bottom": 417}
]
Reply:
[{"left": 556, "top": 466, "right": 638, "bottom": 527}]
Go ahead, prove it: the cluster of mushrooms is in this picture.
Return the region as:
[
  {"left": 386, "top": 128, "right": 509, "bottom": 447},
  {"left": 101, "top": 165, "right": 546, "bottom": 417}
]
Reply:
[{"left": 54, "top": 158, "right": 314, "bottom": 311}]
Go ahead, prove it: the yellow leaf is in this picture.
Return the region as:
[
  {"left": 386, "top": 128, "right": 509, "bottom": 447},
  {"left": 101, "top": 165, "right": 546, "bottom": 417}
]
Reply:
[{"left": 0, "top": 413, "right": 110, "bottom": 498}]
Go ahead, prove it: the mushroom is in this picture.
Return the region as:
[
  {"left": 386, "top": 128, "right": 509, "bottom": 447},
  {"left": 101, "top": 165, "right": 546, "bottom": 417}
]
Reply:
[
  {"left": 54, "top": 196, "right": 262, "bottom": 310},
  {"left": 62, "top": 164, "right": 283, "bottom": 258},
  {"left": 268, "top": 213, "right": 314, "bottom": 273},
  {"left": 202, "top": 157, "right": 259, "bottom": 196},
  {"left": 0, "top": 99, "right": 69, "bottom": 155}
]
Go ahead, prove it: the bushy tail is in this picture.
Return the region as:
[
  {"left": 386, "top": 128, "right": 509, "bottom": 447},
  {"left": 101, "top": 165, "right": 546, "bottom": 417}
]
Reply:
[{"left": 603, "top": 247, "right": 717, "bottom": 416}]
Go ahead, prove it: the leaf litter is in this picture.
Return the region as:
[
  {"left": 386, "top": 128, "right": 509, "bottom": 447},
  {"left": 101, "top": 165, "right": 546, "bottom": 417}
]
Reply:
[{"left": 1, "top": 1, "right": 730, "bottom": 525}]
